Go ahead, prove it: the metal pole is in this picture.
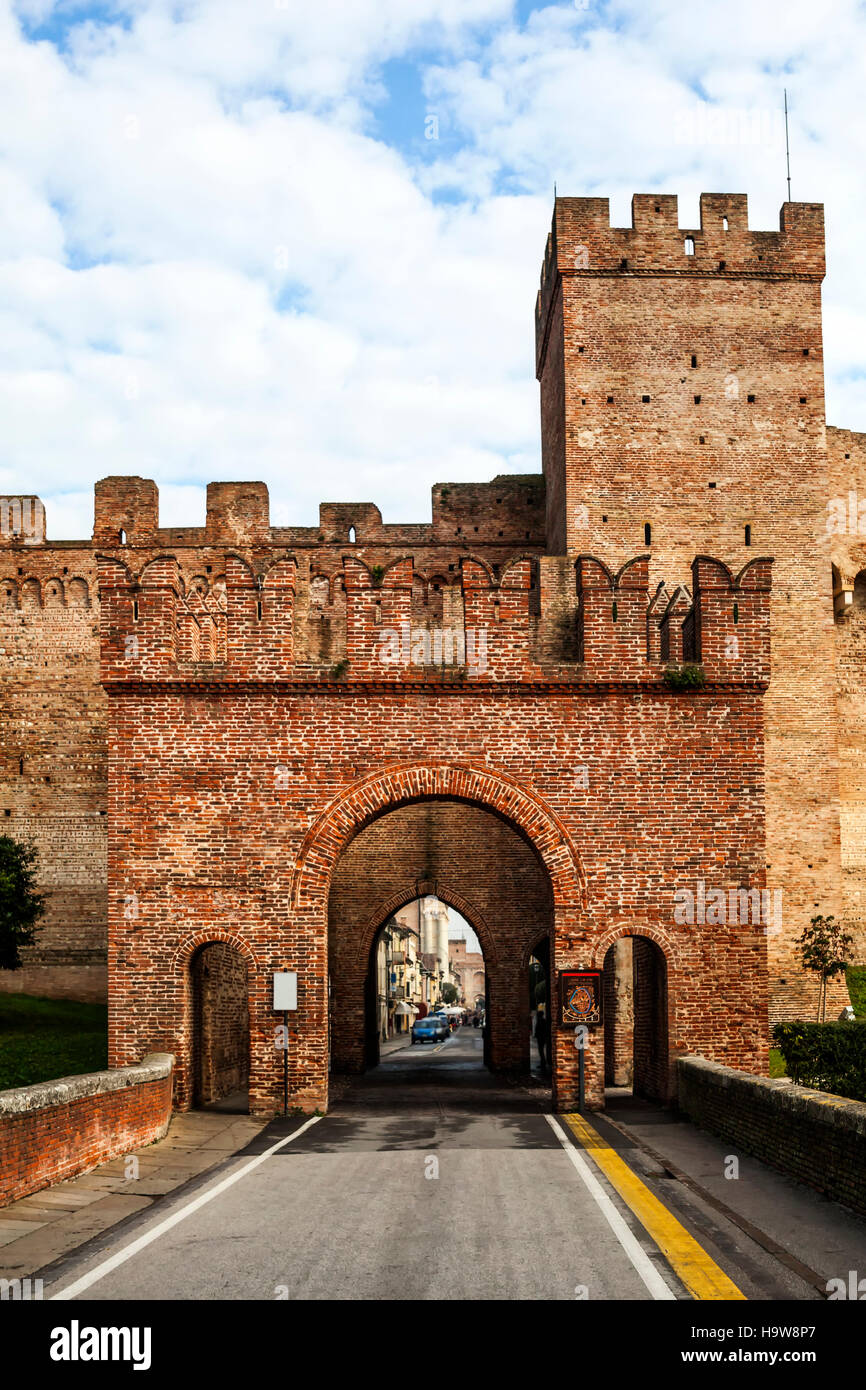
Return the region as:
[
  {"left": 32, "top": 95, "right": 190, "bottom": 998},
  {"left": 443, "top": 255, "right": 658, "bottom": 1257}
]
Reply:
[
  {"left": 784, "top": 88, "right": 792, "bottom": 202},
  {"left": 578, "top": 1043, "right": 585, "bottom": 1116},
  {"left": 283, "top": 1009, "right": 288, "bottom": 1117}
]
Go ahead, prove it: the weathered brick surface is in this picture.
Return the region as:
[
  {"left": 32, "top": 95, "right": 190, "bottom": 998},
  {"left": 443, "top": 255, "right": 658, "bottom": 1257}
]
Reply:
[
  {"left": 827, "top": 425, "right": 866, "bottom": 965},
  {"left": 0, "top": 1053, "right": 173, "bottom": 1207},
  {"left": 536, "top": 193, "right": 851, "bottom": 1022},
  {"left": 677, "top": 1055, "right": 866, "bottom": 1217},
  {"left": 0, "top": 548, "right": 106, "bottom": 1001}
]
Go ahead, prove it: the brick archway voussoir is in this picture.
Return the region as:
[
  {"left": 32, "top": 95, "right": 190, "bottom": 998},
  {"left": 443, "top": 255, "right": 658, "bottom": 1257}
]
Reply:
[
  {"left": 291, "top": 762, "right": 587, "bottom": 910},
  {"left": 173, "top": 929, "right": 261, "bottom": 973},
  {"left": 591, "top": 922, "right": 681, "bottom": 970}
]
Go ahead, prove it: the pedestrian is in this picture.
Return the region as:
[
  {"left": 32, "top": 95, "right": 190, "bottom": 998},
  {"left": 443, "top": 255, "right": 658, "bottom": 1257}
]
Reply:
[{"left": 534, "top": 990, "right": 550, "bottom": 1074}]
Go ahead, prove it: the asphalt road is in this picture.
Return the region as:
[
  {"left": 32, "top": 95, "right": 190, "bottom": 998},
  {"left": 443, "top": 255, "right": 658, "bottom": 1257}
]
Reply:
[{"left": 42, "top": 1028, "right": 854, "bottom": 1301}]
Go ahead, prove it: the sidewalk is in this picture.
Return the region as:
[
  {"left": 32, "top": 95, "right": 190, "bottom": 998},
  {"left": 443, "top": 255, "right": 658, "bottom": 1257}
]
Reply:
[
  {"left": 0, "top": 1108, "right": 265, "bottom": 1281},
  {"left": 379, "top": 1034, "right": 413, "bottom": 1057},
  {"left": 595, "top": 1092, "right": 866, "bottom": 1292}
]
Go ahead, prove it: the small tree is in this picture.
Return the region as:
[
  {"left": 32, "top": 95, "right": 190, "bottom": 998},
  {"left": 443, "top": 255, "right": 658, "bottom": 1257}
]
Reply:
[
  {"left": 797, "top": 914, "right": 854, "bottom": 1022},
  {"left": 0, "top": 836, "right": 46, "bottom": 971},
  {"left": 440, "top": 982, "right": 458, "bottom": 1005}
]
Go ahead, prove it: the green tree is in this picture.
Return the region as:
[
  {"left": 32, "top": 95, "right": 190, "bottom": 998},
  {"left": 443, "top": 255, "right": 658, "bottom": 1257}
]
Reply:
[
  {"left": 440, "top": 982, "right": 458, "bottom": 1004},
  {"left": 797, "top": 914, "right": 854, "bottom": 1022},
  {"left": 0, "top": 836, "right": 46, "bottom": 971}
]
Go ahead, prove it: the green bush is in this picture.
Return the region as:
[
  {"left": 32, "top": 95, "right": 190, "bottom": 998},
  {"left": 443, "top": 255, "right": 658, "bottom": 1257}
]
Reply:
[
  {"left": 772, "top": 1020, "right": 866, "bottom": 1101},
  {"left": 663, "top": 664, "right": 706, "bottom": 690},
  {"left": 847, "top": 965, "right": 866, "bottom": 1019}
]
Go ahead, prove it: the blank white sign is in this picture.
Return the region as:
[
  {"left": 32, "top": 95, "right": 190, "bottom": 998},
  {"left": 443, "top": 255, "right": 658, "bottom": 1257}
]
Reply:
[{"left": 273, "top": 971, "right": 298, "bottom": 1011}]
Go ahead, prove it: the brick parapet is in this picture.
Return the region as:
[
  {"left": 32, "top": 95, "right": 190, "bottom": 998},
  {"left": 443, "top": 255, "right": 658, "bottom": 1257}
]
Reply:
[
  {"left": 95, "top": 535, "right": 773, "bottom": 687},
  {"left": 0, "top": 1053, "right": 174, "bottom": 1207},
  {"left": 677, "top": 1055, "right": 866, "bottom": 1217}
]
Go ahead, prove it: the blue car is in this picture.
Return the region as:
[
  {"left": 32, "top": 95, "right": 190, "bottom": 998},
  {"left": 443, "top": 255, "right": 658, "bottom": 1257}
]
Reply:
[{"left": 411, "top": 1015, "right": 449, "bottom": 1044}]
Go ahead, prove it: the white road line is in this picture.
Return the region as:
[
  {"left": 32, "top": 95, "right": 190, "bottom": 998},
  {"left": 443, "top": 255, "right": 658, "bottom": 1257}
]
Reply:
[
  {"left": 544, "top": 1113, "right": 676, "bottom": 1301},
  {"left": 50, "top": 1114, "right": 323, "bottom": 1301}
]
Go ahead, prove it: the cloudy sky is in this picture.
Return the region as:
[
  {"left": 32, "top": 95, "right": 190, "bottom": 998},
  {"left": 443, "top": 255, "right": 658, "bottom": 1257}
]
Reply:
[{"left": 2, "top": 0, "right": 865, "bottom": 540}]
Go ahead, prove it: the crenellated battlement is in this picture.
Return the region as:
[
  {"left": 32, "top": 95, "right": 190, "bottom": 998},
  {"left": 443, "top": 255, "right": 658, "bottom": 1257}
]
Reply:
[
  {"left": 536, "top": 193, "right": 825, "bottom": 375},
  {"left": 87, "top": 475, "right": 547, "bottom": 550},
  {"left": 96, "top": 539, "right": 773, "bottom": 687}
]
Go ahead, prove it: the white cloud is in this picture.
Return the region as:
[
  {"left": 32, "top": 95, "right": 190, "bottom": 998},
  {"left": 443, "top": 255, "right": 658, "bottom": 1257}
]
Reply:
[{"left": 0, "top": 0, "right": 864, "bottom": 541}]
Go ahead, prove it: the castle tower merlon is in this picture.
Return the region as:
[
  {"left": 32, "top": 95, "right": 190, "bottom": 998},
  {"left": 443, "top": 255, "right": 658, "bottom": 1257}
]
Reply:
[
  {"left": 319, "top": 503, "right": 383, "bottom": 546},
  {"left": 96, "top": 556, "right": 136, "bottom": 681},
  {"left": 259, "top": 558, "right": 297, "bottom": 672},
  {"left": 97, "top": 553, "right": 181, "bottom": 682},
  {"left": 658, "top": 586, "right": 692, "bottom": 665},
  {"left": 575, "top": 554, "right": 649, "bottom": 674},
  {"left": 646, "top": 581, "right": 671, "bottom": 664},
  {"left": 343, "top": 553, "right": 413, "bottom": 676},
  {"left": 205, "top": 482, "right": 270, "bottom": 544},
  {"left": 224, "top": 553, "right": 259, "bottom": 667},
  {"left": 135, "top": 556, "right": 182, "bottom": 676},
  {"left": 460, "top": 556, "right": 533, "bottom": 674},
  {"left": 538, "top": 194, "right": 825, "bottom": 321},
  {"left": 690, "top": 555, "right": 773, "bottom": 680},
  {"left": 93, "top": 477, "right": 158, "bottom": 545}
]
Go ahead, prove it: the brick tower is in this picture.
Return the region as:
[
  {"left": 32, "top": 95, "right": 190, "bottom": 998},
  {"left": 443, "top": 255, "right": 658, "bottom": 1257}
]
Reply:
[{"left": 536, "top": 192, "right": 842, "bottom": 1021}]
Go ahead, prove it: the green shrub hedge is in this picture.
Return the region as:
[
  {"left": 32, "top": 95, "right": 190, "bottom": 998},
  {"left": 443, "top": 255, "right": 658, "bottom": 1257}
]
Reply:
[{"left": 771, "top": 1020, "right": 866, "bottom": 1102}]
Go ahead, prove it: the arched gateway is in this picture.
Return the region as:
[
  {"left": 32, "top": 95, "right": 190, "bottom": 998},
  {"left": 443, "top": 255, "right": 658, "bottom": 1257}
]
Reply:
[
  {"left": 298, "top": 764, "right": 585, "bottom": 1103},
  {"left": 100, "top": 492, "right": 773, "bottom": 1118}
]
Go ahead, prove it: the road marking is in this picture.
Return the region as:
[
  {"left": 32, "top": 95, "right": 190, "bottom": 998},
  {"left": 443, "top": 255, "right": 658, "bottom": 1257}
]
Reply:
[
  {"left": 561, "top": 1112, "right": 746, "bottom": 1302},
  {"left": 545, "top": 1114, "right": 675, "bottom": 1300},
  {"left": 50, "top": 1114, "right": 322, "bottom": 1301}
]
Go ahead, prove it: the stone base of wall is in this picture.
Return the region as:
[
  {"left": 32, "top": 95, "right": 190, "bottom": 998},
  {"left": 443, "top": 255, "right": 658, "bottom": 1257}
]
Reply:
[
  {"left": 677, "top": 1056, "right": 866, "bottom": 1217},
  {"left": 0, "top": 965, "right": 108, "bottom": 1004},
  {"left": 0, "top": 1053, "right": 174, "bottom": 1208}
]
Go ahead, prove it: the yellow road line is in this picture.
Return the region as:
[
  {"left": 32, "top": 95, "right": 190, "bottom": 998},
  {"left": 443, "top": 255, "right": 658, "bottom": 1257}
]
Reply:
[{"left": 562, "top": 1112, "right": 746, "bottom": 1302}]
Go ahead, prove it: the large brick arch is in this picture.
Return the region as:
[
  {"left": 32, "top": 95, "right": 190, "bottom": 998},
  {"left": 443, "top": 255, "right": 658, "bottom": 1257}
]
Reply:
[{"left": 291, "top": 762, "right": 587, "bottom": 911}]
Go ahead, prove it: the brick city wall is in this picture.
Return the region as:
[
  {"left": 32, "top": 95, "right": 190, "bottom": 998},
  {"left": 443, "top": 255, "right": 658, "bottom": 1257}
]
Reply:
[
  {"left": 0, "top": 1053, "right": 174, "bottom": 1207},
  {"left": 0, "top": 545, "right": 106, "bottom": 1002},
  {"left": 827, "top": 426, "right": 866, "bottom": 963},
  {"left": 677, "top": 1055, "right": 866, "bottom": 1218}
]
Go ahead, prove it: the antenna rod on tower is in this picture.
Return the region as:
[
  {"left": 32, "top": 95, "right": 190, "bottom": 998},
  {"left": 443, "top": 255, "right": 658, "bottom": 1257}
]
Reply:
[{"left": 784, "top": 88, "right": 792, "bottom": 202}]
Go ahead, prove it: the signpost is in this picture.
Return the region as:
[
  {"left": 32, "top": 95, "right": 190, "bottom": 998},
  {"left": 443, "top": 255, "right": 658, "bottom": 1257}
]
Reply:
[
  {"left": 558, "top": 970, "right": 603, "bottom": 1115},
  {"left": 273, "top": 972, "right": 298, "bottom": 1117}
]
